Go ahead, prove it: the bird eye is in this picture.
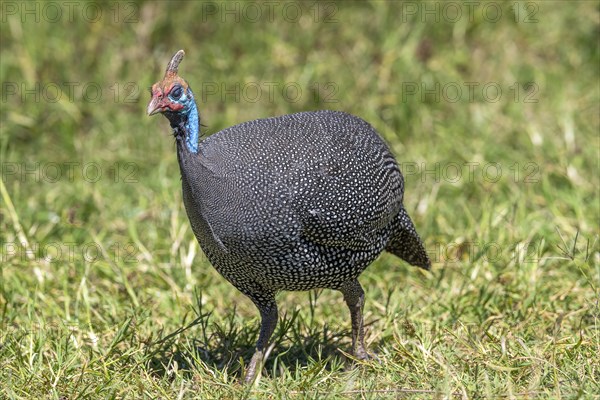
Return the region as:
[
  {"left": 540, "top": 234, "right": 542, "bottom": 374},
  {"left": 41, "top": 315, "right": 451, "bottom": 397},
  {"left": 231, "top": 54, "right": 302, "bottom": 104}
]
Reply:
[{"left": 170, "top": 85, "right": 183, "bottom": 100}]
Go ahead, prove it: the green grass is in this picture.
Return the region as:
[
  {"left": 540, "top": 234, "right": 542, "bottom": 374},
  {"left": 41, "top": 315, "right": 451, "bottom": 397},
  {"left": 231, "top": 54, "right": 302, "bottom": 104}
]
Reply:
[{"left": 1, "top": 1, "right": 598, "bottom": 398}]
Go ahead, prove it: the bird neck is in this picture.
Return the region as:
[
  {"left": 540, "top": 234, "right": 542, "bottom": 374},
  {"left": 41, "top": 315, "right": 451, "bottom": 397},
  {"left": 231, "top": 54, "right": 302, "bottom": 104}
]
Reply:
[{"left": 169, "top": 93, "right": 200, "bottom": 154}]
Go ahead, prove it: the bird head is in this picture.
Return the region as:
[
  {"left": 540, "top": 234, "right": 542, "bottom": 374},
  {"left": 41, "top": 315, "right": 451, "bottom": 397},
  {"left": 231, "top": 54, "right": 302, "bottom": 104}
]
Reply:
[{"left": 147, "top": 50, "right": 195, "bottom": 121}]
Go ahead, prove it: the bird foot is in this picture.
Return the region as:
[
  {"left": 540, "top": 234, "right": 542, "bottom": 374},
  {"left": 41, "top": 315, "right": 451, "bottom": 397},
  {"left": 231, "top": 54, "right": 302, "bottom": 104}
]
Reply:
[
  {"left": 353, "top": 348, "right": 381, "bottom": 363},
  {"left": 244, "top": 350, "right": 264, "bottom": 384}
]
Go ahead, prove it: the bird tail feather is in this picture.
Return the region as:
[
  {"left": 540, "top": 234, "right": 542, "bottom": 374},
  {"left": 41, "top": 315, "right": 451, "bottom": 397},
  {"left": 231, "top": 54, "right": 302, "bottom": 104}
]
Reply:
[{"left": 385, "top": 208, "right": 431, "bottom": 270}]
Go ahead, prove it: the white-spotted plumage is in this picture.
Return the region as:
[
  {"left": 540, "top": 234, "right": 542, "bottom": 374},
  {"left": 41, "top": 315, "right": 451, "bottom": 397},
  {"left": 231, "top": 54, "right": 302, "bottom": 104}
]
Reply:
[{"left": 178, "top": 110, "right": 429, "bottom": 304}]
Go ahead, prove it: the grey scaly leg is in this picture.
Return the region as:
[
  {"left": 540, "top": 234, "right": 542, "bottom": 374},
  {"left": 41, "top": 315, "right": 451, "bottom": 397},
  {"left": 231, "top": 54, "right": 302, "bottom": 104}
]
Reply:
[
  {"left": 244, "top": 300, "right": 278, "bottom": 383},
  {"left": 340, "top": 279, "right": 370, "bottom": 359}
]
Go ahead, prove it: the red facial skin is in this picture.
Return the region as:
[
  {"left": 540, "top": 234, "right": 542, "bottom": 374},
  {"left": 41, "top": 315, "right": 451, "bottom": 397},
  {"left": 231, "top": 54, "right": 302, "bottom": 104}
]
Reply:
[{"left": 147, "top": 80, "right": 186, "bottom": 115}]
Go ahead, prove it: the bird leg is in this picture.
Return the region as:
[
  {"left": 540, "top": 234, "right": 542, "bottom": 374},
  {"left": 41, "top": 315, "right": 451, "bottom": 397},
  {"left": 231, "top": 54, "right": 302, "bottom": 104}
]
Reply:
[
  {"left": 244, "top": 302, "right": 278, "bottom": 383},
  {"left": 340, "top": 279, "right": 370, "bottom": 359}
]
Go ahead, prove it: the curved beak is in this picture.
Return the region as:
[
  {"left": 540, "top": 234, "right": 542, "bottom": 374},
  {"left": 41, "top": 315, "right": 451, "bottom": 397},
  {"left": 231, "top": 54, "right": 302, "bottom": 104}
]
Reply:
[{"left": 147, "top": 96, "right": 167, "bottom": 116}]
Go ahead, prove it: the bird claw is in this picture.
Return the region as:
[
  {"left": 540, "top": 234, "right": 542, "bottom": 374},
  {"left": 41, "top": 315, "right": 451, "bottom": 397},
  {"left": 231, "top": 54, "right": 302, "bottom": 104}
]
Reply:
[
  {"left": 244, "top": 350, "right": 264, "bottom": 384},
  {"left": 353, "top": 349, "right": 381, "bottom": 364}
]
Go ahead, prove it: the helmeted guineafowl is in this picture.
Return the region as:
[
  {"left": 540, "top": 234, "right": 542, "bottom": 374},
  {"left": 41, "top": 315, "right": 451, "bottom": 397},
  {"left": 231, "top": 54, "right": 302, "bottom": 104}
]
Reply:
[{"left": 147, "top": 50, "right": 431, "bottom": 382}]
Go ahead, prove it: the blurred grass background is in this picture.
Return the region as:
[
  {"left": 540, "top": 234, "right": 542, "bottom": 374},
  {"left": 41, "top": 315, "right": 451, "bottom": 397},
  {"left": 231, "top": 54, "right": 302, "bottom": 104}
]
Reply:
[{"left": 1, "top": 1, "right": 599, "bottom": 398}]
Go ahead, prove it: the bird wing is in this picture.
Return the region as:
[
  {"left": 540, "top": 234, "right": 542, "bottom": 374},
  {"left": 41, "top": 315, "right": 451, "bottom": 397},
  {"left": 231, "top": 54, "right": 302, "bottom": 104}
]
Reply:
[
  {"left": 288, "top": 114, "right": 404, "bottom": 251},
  {"left": 293, "top": 150, "right": 403, "bottom": 251}
]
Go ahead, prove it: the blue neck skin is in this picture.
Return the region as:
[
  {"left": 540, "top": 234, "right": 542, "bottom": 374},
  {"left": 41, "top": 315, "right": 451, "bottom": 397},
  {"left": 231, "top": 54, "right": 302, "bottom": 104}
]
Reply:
[
  {"left": 166, "top": 88, "right": 200, "bottom": 154},
  {"left": 184, "top": 96, "right": 199, "bottom": 153}
]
